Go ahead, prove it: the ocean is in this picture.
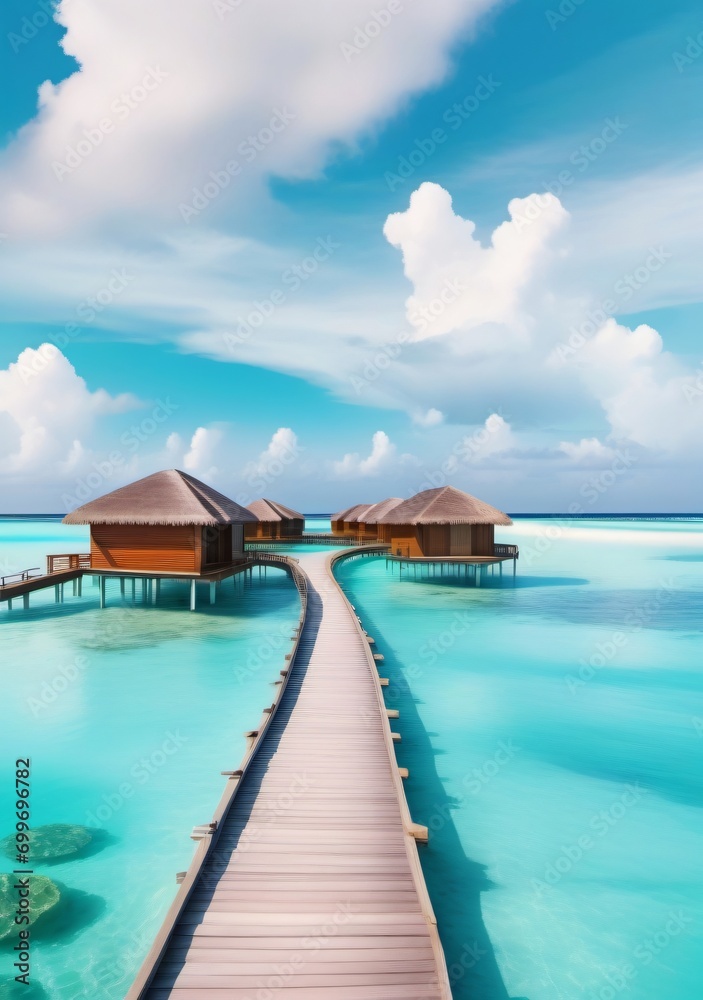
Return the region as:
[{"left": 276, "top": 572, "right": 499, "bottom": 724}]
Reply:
[{"left": 1, "top": 516, "right": 701, "bottom": 999}]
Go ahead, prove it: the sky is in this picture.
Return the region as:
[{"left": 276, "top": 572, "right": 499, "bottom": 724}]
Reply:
[{"left": 0, "top": 0, "right": 702, "bottom": 513}]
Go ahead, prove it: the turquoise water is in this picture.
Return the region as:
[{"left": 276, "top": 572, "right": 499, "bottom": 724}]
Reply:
[
  {"left": 2, "top": 517, "right": 702, "bottom": 999},
  {"left": 301, "top": 517, "right": 331, "bottom": 533},
  {"left": 0, "top": 519, "right": 301, "bottom": 999},
  {"left": 336, "top": 519, "right": 703, "bottom": 1000}
]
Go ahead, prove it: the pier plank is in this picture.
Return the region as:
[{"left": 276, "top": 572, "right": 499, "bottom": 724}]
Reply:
[{"left": 132, "top": 550, "right": 448, "bottom": 999}]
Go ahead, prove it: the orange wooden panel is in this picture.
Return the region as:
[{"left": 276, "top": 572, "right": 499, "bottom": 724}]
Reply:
[{"left": 90, "top": 524, "right": 198, "bottom": 572}]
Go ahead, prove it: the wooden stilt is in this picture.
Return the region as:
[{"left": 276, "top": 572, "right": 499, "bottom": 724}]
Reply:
[
  {"left": 190, "top": 579, "right": 196, "bottom": 611},
  {"left": 22, "top": 594, "right": 29, "bottom": 610},
  {"left": 209, "top": 581, "right": 216, "bottom": 605},
  {"left": 120, "top": 577, "right": 125, "bottom": 597},
  {"left": 99, "top": 576, "right": 106, "bottom": 609}
]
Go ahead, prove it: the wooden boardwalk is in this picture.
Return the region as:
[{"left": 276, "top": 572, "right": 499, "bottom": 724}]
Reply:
[{"left": 129, "top": 549, "right": 449, "bottom": 999}]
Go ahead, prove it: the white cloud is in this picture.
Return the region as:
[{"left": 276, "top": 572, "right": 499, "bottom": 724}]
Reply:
[
  {"left": 333, "top": 430, "right": 397, "bottom": 477},
  {"left": 183, "top": 426, "right": 223, "bottom": 481},
  {"left": 575, "top": 319, "right": 701, "bottom": 454},
  {"left": 462, "top": 413, "right": 516, "bottom": 462},
  {"left": 412, "top": 407, "right": 445, "bottom": 428},
  {"left": 558, "top": 437, "right": 616, "bottom": 464},
  {"left": 0, "top": 0, "right": 499, "bottom": 237},
  {"left": 0, "top": 344, "right": 139, "bottom": 476},
  {"left": 383, "top": 181, "right": 569, "bottom": 340},
  {"left": 243, "top": 427, "right": 300, "bottom": 480}
]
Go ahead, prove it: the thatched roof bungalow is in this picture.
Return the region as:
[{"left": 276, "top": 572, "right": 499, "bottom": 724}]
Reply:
[
  {"left": 245, "top": 499, "right": 305, "bottom": 539},
  {"left": 330, "top": 503, "right": 371, "bottom": 536},
  {"left": 377, "top": 485, "right": 512, "bottom": 558},
  {"left": 63, "top": 470, "right": 257, "bottom": 574},
  {"left": 348, "top": 497, "right": 403, "bottom": 538}
]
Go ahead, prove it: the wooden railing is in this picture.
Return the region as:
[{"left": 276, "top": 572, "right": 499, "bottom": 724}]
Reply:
[
  {"left": 494, "top": 543, "right": 519, "bottom": 557},
  {"left": 0, "top": 568, "right": 40, "bottom": 587},
  {"left": 46, "top": 553, "right": 92, "bottom": 574}
]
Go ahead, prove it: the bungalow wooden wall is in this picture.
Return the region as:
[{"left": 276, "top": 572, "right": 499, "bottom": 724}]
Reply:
[
  {"left": 449, "top": 524, "right": 494, "bottom": 555},
  {"left": 90, "top": 525, "right": 198, "bottom": 573},
  {"left": 356, "top": 523, "right": 379, "bottom": 538},
  {"left": 232, "top": 524, "right": 244, "bottom": 554},
  {"left": 387, "top": 524, "right": 424, "bottom": 557},
  {"left": 449, "top": 525, "right": 472, "bottom": 556},
  {"left": 419, "top": 525, "right": 450, "bottom": 556},
  {"left": 471, "top": 524, "right": 494, "bottom": 555},
  {"left": 245, "top": 522, "right": 278, "bottom": 539},
  {"left": 377, "top": 524, "right": 392, "bottom": 544}
]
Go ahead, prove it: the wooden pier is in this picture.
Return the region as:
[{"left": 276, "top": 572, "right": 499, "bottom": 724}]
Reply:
[{"left": 128, "top": 549, "right": 449, "bottom": 999}]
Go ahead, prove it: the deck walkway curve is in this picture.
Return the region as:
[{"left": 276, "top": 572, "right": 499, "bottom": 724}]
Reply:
[{"left": 128, "top": 548, "right": 450, "bottom": 1000}]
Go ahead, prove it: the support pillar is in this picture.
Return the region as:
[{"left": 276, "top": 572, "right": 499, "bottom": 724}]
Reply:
[
  {"left": 77, "top": 576, "right": 83, "bottom": 597},
  {"left": 55, "top": 584, "right": 61, "bottom": 603},
  {"left": 132, "top": 578, "right": 136, "bottom": 601},
  {"left": 190, "top": 579, "right": 196, "bottom": 611},
  {"left": 155, "top": 579, "right": 161, "bottom": 602},
  {"left": 476, "top": 567, "right": 482, "bottom": 588},
  {"left": 99, "top": 576, "right": 106, "bottom": 609},
  {"left": 22, "top": 594, "right": 29, "bottom": 610},
  {"left": 120, "top": 578, "right": 125, "bottom": 597},
  {"left": 7, "top": 598, "right": 12, "bottom": 610},
  {"left": 209, "top": 581, "right": 216, "bottom": 605}
]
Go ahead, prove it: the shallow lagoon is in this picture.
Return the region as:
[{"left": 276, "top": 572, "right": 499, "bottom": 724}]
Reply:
[
  {"left": 336, "top": 519, "right": 703, "bottom": 1000},
  {"left": 0, "top": 519, "right": 300, "bottom": 999},
  {"left": 1, "top": 516, "right": 701, "bottom": 998}
]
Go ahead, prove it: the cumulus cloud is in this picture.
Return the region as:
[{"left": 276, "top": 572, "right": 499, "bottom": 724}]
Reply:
[
  {"left": 412, "top": 407, "right": 445, "bottom": 428},
  {"left": 333, "top": 430, "right": 398, "bottom": 477},
  {"left": 184, "top": 426, "right": 223, "bottom": 480},
  {"left": 575, "top": 319, "right": 701, "bottom": 454},
  {"left": 383, "top": 181, "right": 569, "bottom": 340},
  {"left": 0, "top": 0, "right": 499, "bottom": 237},
  {"left": 164, "top": 425, "right": 224, "bottom": 481},
  {"left": 461, "top": 413, "right": 516, "bottom": 462},
  {"left": 0, "top": 344, "right": 139, "bottom": 477},
  {"left": 243, "top": 427, "right": 300, "bottom": 480}
]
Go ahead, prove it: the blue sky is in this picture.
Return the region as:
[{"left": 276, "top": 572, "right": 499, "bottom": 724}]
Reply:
[{"left": 0, "top": 0, "right": 701, "bottom": 512}]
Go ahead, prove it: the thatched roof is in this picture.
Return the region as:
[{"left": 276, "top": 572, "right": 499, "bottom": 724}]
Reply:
[
  {"left": 330, "top": 503, "right": 371, "bottom": 522},
  {"left": 63, "top": 470, "right": 258, "bottom": 526},
  {"left": 247, "top": 498, "right": 304, "bottom": 522},
  {"left": 358, "top": 497, "right": 403, "bottom": 524},
  {"left": 378, "top": 486, "right": 512, "bottom": 526}
]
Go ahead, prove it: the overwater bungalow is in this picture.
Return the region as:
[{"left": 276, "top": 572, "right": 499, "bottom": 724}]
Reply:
[
  {"left": 63, "top": 469, "right": 257, "bottom": 575},
  {"left": 354, "top": 496, "right": 403, "bottom": 539},
  {"left": 377, "top": 485, "right": 512, "bottom": 558},
  {"left": 330, "top": 503, "right": 371, "bottom": 536},
  {"left": 244, "top": 498, "right": 305, "bottom": 539}
]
